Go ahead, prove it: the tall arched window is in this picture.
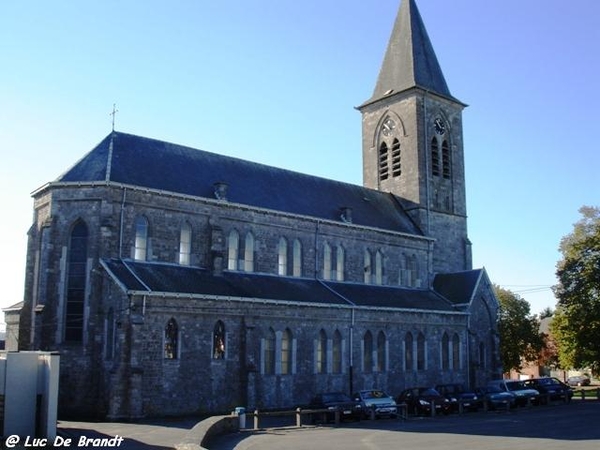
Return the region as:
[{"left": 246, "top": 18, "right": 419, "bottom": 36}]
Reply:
[
  {"left": 452, "top": 333, "right": 460, "bottom": 370},
  {"left": 244, "top": 232, "right": 254, "bottom": 272},
  {"left": 431, "top": 138, "right": 440, "bottom": 177},
  {"left": 479, "top": 342, "right": 486, "bottom": 369},
  {"left": 405, "top": 332, "right": 414, "bottom": 371},
  {"left": 164, "top": 318, "right": 178, "bottom": 359},
  {"left": 278, "top": 237, "right": 288, "bottom": 276},
  {"left": 363, "top": 331, "right": 373, "bottom": 373},
  {"left": 323, "top": 242, "right": 332, "bottom": 280},
  {"left": 379, "top": 142, "right": 389, "bottom": 181},
  {"left": 65, "top": 221, "right": 88, "bottom": 342},
  {"left": 134, "top": 216, "right": 148, "bottom": 261},
  {"left": 292, "top": 239, "right": 302, "bottom": 277},
  {"left": 391, "top": 138, "right": 401, "bottom": 177},
  {"left": 364, "top": 249, "right": 372, "bottom": 284},
  {"left": 317, "top": 329, "right": 327, "bottom": 374},
  {"left": 374, "top": 251, "right": 383, "bottom": 285},
  {"left": 281, "top": 328, "right": 292, "bottom": 375},
  {"left": 376, "top": 331, "right": 386, "bottom": 372},
  {"left": 441, "top": 333, "right": 450, "bottom": 370},
  {"left": 227, "top": 230, "right": 239, "bottom": 270},
  {"left": 442, "top": 140, "right": 451, "bottom": 179},
  {"left": 179, "top": 222, "right": 192, "bottom": 266},
  {"left": 264, "top": 328, "right": 275, "bottom": 375},
  {"left": 332, "top": 330, "right": 342, "bottom": 374},
  {"left": 336, "top": 246, "right": 345, "bottom": 282},
  {"left": 213, "top": 320, "right": 226, "bottom": 359},
  {"left": 417, "top": 332, "right": 426, "bottom": 370}
]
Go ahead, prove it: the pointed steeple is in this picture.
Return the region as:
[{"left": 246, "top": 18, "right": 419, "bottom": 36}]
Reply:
[{"left": 362, "top": 0, "right": 456, "bottom": 107}]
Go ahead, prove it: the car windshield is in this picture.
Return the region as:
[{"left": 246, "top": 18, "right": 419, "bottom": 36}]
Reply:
[
  {"left": 419, "top": 388, "right": 440, "bottom": 396},
  {"left": 506, "top": 381, "right": 526, "bottom": 391},
  {"left": 322, "top": 393, "right": 349, "bottom": 403},
  {"left": 362, "top": 390, "right": 387, "bottom": 399}
]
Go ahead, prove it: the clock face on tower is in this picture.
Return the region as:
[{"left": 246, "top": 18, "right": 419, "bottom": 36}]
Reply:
[
  {"left": 381, "top": 117, "right": 396, "bottom": 137},
  {"left": 434, "top": 117, "right": 446, "bottom": 135}
]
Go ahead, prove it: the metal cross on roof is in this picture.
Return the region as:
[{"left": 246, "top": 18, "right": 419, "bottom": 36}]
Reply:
[{"left": 110, "top": 103, "right": 119, "bottom": 131}]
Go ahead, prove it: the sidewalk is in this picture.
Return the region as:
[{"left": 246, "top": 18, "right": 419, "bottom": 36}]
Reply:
[{"left": 58, "top": 417, "right": 199, "bottom": 450}]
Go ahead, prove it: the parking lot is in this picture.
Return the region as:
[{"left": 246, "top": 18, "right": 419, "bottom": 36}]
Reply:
[{"left": 207, "top": 400, "right": 600, "bottom": 450}]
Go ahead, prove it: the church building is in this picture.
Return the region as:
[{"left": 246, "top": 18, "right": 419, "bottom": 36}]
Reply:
[{"left": 9, "top": 0, "right": 501, "bottom": 419}]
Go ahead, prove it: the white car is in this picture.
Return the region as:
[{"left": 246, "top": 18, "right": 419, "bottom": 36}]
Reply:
[{"left": 353, "top": 390, "right": 398, "bottom": 418}]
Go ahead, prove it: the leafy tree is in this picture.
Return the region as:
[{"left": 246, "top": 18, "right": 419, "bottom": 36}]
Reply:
[
  {"left": 494, "top": 285, "right": 544, "bottom": 373},
  {"left": 552, "top": 206, "right": 600, "bottom": 375}
]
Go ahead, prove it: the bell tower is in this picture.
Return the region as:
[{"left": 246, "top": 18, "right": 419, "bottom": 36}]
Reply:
[{"left": 357, "top": 0, "right": 472, "bottom": 273}]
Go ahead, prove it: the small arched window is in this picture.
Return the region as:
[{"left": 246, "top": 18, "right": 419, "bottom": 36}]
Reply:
[
  {"left": 431, "top": 138, "right": 440, "bottom": 177},
  {"left": 374, "top": 250, "right": 383, "bottom": 285},
  {"left": 391, "top": 139, "right": 401, "bottom": 177},
  {"left": 363, "top": 331, "right": 373, "bottom": 373},
  {"left": 376, "top": 331, "right": 386, "bottom": 372},
  {"left": 332, "top": 330, "right": 342, "bottom": 374},
  {"left": 364, "top": 249, "right": 372, "bottom": 284},
  {"left": 442, "top": 140, "right": 451, "bottom": 179},
  {"left": 227, "top": 230, "right": 239, "bottom": 270},
  {"left": 452, "top": 333, "right": 460, "bottom": 370},
  {"left": 405, "top": 332, "right": 414, "bottom": 371},
  {"left": 323, "top": 242, "right": 332, "bottom": 280},
  {"left": 336, "top": 246, "right": 345, "bottom": 282},
  {"left": 179, "top": 222, "right": 192, "bottom": 266},
  {"left": 213, "top": 321, "right": 226, "bottom": 359},
  {"left": 417, "top": 332, "right": 426, "bottom": 370},
  {"left": 441, "top": 333, "right": 450, "bottom": 370},
  {"left": 317, "top": 329, "right": 327, "bottom": 374},
  {"left": 264, "top": 328, "right": 276, "bottom": 375},
  {"left": 281, "top": 328, "right": 293, "bottom": 375},
  {"left": 379, "top": 142, "right": 389, "bottom": 181},
  {"left": 164, "top": 318, "right": 179, "bottom": 359},
  {"left": 278, "top": 237, "right": 288, "bottom": 276},
  {"left": 134, "top": 216, "right": 148, "bottom": 261},
  {"left": 292, "top": 239, "right": 302, "bottom": 277},
  {"left": 244, "top": 232, "right": 255, "bottom": 272}
]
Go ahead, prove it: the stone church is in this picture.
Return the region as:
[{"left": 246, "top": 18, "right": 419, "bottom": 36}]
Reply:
[{"left": 8, "top": 0, "right": 501, "bottom": 419}]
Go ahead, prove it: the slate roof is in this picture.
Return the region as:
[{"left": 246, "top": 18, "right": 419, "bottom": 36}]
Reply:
[
  {"left": 432, "top": 269, "right": 484, "bottom": 305},
  {"left": 101, "top": 259, "right": 459, "bottom": 312},
  {"left": 360, "top": 0, "right": 460, "bottom": 107},
  {"left": 55, "top": 132, "right": 423, "bottom": 235}
]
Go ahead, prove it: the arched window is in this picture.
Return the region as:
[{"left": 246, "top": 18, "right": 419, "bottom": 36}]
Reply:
[
  {"left": 401, "top": 254, "right": 418, "bottom": 287},
  {"left": 431, "top": 138, "right": 440, "bottom": 177},
  {"left": 379, "top": 142, "right": 389, "bottom": 181},
  {"left": 323, "top": 242, "right": 332, "bottom": 280},
  {"left": 374, "top": 250, "right": 383, "bottom": 285},
  {"left": 452, "top": 333, "right": 460, "bottom": 370},
  {"left": 332, "top": 330, "right": 342, "bottom": 374},
  {"left": 66, "top": 221, "right": 88, "bottom": 342},
  {"left": 264, "top": 328, "right": 275, "bottom": 375},
  {"left": 164, "top": 318, "right": 178, "bottom": 359},
  {"left": 376, "top": 331, "right": 386, "bottom": 372},
  {"left": 244, "top": 232, "right": 254, "bottom": 272},
  {"left": 278, "top": 237, "right": 288, "bottom": 276},
  {"left": 391, "top": 138, "right": 401, "bottom": 177},
  {"left": 317, "top": 329, "right": 327, "bottom": 374},
  {"left": 227, "top": 230, "right": 239, "bottom": 270},
  {"left": 179, "top": 222, "right": 192, "bottom": 266},
  {"left": 405, "top": 332, "right": 414, "bottom": 371},
  {"left": 363, "top": 331, "right": 373, "bottom": 373},
  {"left": 417, "top": 332, "right": 426, "bottom": 370},
  {"left": 336, "top": 246, "right": 345, "bottom": 282},
  {"left": 281, "top": 328, "right": 292, "bottom": 375},
  {"left": 292, "top": 239, "right": 302, "bottom": 277},
  {"left": 134, "top": 216, "right": 148, "bottom": 261},
  {"left": 442, "top": 140, "right": 451, "bottom": 179},
  {"left": 213, "top": 321, "right": 226, "bottom": 359},
  {"left": 441, "top": 333, "right": 450, "bottom": 370},
  {"left": 479, "top": 342, "right": 486, "bottom": 369},
  {"left": 364, "top": 249, "right": 372, "bottom": 284}
]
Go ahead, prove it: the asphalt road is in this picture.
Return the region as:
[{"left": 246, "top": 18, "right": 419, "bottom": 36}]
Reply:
[{"left": 207, "top": 400, "right": 600, "bottom": 450}]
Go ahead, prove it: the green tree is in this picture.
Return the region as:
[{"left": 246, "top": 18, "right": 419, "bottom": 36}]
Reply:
[
  {"left": 552, "top": 206, "right": 600, "bottom": 375},
  {"left": 494, "top": 285, "right": 544, "bottom": 373}
]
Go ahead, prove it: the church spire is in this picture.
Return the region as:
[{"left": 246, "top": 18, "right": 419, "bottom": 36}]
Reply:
[{"left": 362, "top": 0, "right": 455, "bottom": 107}]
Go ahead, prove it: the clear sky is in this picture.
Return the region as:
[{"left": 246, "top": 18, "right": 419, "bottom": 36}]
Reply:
[{"left": 1, "top": 0, "right": 599, "bottom": 325}]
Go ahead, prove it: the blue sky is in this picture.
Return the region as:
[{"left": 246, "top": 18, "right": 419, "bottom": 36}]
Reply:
[{"left": 1, "top": 0, "right": 599, "bottom": 324}]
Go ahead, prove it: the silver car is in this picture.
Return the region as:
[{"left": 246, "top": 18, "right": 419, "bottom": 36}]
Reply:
[
  {"left": 487, "top": 380, "right": 539, "bottom": 406},
  {"left": 353, "top": 390, "right": 398, "bottom": 418}
]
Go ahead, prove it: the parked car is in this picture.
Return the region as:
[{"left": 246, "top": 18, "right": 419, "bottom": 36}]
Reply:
[
  {"left": 487, "top": 380, "right": 539, "bottom": 406},
  {"left": 566, "top": 375, "right": 591, "bottom": 387},
  {"left": 475, "top": 386, "right": 516, "bottom": 410},
  {"left": 435, "top": 383, "right": 481, "bottom": 412},
  {"left": 524, "top": 378, "right": 573, "bottom": 403},
  {"left": 353, "top": 390, "right": 398, "bottom": 418},
  {"left": 396, "top": 387, "right": 451, "bottom": 416},
  {"left": 309, "top": 392, "right": 362, "bottom": 422}
]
